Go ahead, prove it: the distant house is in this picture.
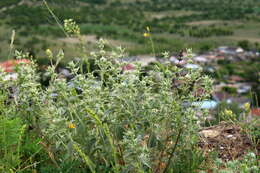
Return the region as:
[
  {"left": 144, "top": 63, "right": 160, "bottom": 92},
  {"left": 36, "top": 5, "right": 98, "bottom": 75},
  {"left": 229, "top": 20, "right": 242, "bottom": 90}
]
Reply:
[
  {"left": 120, "top": 56, "right": 139, "bottom": 62},
  {"left": 217, "top": 46, "right": 244, "bottom": 55},
  {"left": 192, "top": 100, "right": 218, "bottom": 109},
  {"left": 204, "top": 66, "right": 215, "bottom": 73},
  {"left": 250, "top": 108, "right": 260, "bottom": 117},
  {"left": 237, "top": 84, "right": 251, "bottom": 94},
  {"left": 184, "top": 63, "right": 201, "bottom": 69},
  {"left": 213, "top": 82, "right": 229, "bottom": 92},
  {"left": 204, "top": 54, "right": 224, "bottom": 62},
  {"left": 212, "top": 91, "right": 231, "bottom": 102},
  {"left": 0, "top": 59, "right": 31, "bottom": 73},
  {"left": 226, "top": 96, "right": 251, "bottom": 107},
  {"left": 246, "top": 108, "right": 260, "bottom": 122},
  {"left": 215, "top": 55, "right": 225, "bottom": 61},
  {"left": 169, "top": 56, "right": 187, "bottom": 66},
  {"left": 214, "top": 82, "right": 251, "bottom": 95},
  {"left": 213, "top": 91, "right": 251, "bottom": 107},
  {"left": 122, "top": 63, "right": 135, "bottom": 71},
  {"left": 194, "top": 55, "right": 209, "bottom": 63},
  {"left": 229, "top": 75, "right": 244, "bottom": 84},
  {"left": 169, "top": 56, "right": 179, "bottom": 64}
]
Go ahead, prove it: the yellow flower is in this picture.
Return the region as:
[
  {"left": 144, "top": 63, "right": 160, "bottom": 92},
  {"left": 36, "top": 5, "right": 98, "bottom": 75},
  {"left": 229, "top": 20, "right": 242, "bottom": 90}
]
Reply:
[
  {"left": 146, "top": 26, "right": 150, "bottom": 32},
  {"left": 224, "top": 109, "right": 233, "bottom": 117},
  {"left": 68, "top": 123, "right": 76, "bottom": 129},
  {"left": 243, "top": 102, "right": 250, "bottom": 112},
  {"left": 143, "top": 32, "right": 150, "bottom": 37}
]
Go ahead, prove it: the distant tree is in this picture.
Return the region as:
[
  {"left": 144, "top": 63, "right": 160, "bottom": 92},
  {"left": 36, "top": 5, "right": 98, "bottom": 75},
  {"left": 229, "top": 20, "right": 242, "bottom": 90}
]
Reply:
[
  {"left": 222, "top": 86, "right": 237, "bottom": 94},
  {"left": 254, "top": 42, "right": 259, "bottom": 50},
  {"left": 82, "top": 0, "right": 106, "bottom": 4},
  {"left": 237, "top": 40, "right": 250, "bottom": 50},
  {"left": 199, "top": 43, "right": 213, "bottom": 52}
]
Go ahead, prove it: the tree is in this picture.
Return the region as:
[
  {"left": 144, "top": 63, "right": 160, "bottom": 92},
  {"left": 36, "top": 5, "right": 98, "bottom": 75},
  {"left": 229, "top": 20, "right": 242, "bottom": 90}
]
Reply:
[{"left": 237, "top": 40, "right": 250, "bottom": 50}]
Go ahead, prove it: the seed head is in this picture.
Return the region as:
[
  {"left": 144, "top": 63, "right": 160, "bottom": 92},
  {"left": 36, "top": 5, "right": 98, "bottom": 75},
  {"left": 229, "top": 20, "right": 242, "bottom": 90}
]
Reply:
[{"left": 45, "top": 49, "right": 53, "bottom": 58}]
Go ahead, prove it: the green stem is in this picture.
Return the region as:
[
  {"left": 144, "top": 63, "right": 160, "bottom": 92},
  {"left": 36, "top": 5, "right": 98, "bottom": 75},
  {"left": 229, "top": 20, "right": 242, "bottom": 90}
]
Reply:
[
  {"left": 42, "top": 0, "right": 68, "bottom": 38},
  {"left": 149, "top": 36, "right": 156, "bottom": 57},
  {"left": 85, "top": 108, "right": 120, "bottom": 172},
  {"left": 163, "top": 128, "right": 183, "bottom": 173}
]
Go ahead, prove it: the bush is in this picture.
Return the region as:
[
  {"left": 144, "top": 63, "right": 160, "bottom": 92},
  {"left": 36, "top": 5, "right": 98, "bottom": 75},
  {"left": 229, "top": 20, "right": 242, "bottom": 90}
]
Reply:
[
  {"left": 0, "top": 20, "right": 214, "bottom": 172},
  {"left": 209, "top": 101, "right": 244, "bottom": 126},
  {"left": 212, "top": 152, "right": 259, "bottom": 173},
  {"left": 222, "top": 86, "right": 237, "bottom": 94},
  {"left": 237, "top": 40, "right": 250, "bottom": 50}
]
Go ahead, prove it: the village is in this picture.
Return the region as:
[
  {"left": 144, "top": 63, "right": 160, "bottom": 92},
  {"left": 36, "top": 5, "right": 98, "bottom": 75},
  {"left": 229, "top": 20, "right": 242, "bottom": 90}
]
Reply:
[
  {"left": 118, "top": 46, "right": 260, "bottom": 121},
  {"left": 0, "top": 45, "right": 259, "bottom": 123}
]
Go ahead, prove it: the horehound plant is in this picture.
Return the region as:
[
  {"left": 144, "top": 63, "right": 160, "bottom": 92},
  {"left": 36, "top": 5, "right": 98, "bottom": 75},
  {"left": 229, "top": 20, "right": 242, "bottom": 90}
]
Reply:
[{"left": 0, "top": 19, "right": 214, "bottom": 172}]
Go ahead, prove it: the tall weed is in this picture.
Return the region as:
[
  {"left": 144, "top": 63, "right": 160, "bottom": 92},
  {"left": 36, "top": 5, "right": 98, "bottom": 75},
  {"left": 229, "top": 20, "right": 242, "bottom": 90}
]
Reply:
[{"left": 0, "top": 19, "right": 214, "bottom": 172}]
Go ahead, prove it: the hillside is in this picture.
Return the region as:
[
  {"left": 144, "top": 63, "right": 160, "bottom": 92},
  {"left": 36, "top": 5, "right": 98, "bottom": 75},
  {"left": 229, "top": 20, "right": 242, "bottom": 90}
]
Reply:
[
  {"left": 0, "top": 1, "right": 259, "bottom": 172},
  {"left": 0, "top": 0, "right": 260, "bottom": 60}
]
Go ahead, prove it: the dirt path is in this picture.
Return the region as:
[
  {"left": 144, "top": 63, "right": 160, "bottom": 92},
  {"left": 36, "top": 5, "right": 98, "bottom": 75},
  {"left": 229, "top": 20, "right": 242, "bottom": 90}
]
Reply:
[{"left": 58, "top": 35, "right": 97, "bottom": 44}]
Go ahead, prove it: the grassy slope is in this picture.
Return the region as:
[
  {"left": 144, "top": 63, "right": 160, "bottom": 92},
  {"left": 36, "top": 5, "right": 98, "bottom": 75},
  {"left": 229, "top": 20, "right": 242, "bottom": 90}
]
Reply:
[{"left": 0, "top": 0, "right": 259, "bottom": 61}]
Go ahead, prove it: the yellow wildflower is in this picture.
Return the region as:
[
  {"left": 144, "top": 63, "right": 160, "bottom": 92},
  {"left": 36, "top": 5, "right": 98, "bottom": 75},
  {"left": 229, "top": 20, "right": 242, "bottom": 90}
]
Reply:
[
  {"left": 143, "top": 32, "right": 150, "bottom": 37},
  {"left": 224, "top": 109, "right": 233, "bottom": 117},
  {"left": 68, "top": 123, "right": 76, "bottom": 129},
  {"left": 243, "top": 102, "right": 250, "bottom": 112}
]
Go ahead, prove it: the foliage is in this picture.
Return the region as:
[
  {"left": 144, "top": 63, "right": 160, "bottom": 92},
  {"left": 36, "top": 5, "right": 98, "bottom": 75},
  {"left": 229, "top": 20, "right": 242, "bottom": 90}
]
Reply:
[
  {"left": 209, "top": 101, "right": 244, "bottom": 125},
  {"left": 212, "top": 152, "right": 259, "bottom": 173},
  {"left": 237, "top": 40, "right": 250, "bottom": 51},
  {"left": 188, "top": 26, "right": 233, "bottom": 38},
  {"left": 0, "top": 0, "right": 20, "bottom": 8},
  {"left": 0, "top": 0, "right": 259, "bottom": 58},
  {"left": 216, "top": 60, "right": 260, "bottom": 106},
  {"left": 0, "top": 19, "right": 216, "bottom": 172},
  {"left": 0, "top": 117, "right": 25, "bottom": 172}
]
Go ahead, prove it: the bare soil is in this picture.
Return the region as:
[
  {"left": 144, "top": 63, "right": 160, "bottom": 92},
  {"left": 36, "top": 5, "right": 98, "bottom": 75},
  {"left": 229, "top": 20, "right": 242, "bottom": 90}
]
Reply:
[{"left": 199, "top": 122, "right": 259, "bottom": 161}]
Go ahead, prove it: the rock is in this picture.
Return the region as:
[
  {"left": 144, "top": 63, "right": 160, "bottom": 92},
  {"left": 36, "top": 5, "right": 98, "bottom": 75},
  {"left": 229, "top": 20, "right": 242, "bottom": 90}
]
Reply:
[{"left": 199, "top": 129, "right": 220, "bottom": 138}]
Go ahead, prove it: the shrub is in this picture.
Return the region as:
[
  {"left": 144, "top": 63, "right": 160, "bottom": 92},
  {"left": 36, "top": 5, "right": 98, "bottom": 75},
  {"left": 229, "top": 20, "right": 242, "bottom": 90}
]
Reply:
[
  {"left": 222, "top": 86, "right": 237, "bottom": 94},
  {"left": 212, "top": 152, "right": 259, "bottom": 173},
  {"left": 237, "top": 40, "right": 250, "bottom": 51},
  {"left": 0, "top": 20, "right": 213, "bottom": 172}
]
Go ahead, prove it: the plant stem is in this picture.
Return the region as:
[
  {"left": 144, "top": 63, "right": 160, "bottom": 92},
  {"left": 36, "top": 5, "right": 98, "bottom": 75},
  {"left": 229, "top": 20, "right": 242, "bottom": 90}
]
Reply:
[
  {"left": 42, "top": 0, "right": 68, "bottom": 38},
  {"left": 8, "top": 30, "right": 15, "bottom": 60},
  {"left": 149, "top": 36, "right": 156, "bottom": 57},
  {"left": 162, "top": 128, "right": 183, "bottom": 173},
  {"left": 155, "top": 132, "right": 173, "bottom": 173}
]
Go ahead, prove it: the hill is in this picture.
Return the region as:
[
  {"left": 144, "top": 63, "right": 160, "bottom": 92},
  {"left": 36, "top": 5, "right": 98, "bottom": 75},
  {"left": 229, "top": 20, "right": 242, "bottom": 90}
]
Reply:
[{"left": 0, "top": 0, "right": 260, "bottom": 60}]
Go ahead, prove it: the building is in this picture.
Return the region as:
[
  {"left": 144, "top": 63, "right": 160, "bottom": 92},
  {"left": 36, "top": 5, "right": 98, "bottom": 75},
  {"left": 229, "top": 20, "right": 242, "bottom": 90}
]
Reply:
[{"left": 0, "top": 59, "right": 31, "bottom": 72}]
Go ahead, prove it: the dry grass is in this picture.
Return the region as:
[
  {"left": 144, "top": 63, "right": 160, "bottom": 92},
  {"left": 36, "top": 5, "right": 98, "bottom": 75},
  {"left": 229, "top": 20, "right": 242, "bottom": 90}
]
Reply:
[
  {"left": 186, "top": 20, "right": 225, "bottom": 26},
  {"left": 145, "top": 10, "right": 201, "bottom": 20},
  {"left": 199, "top": 122, "right": 259, "bottom": 161}
]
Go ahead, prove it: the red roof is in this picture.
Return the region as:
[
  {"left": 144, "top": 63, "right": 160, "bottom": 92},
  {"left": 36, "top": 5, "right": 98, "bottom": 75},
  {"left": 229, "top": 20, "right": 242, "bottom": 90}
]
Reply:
[
  {"left": 229, "top": 75, "right": 244, "bottom": 82},
  {"left": 122, "top": 64, "right": 135, "bottom": 71},
  {"left": 0, "top": 59, "right": 31, "bottom": 72},
  {"left": 250, "top": 108, "right": 260, "bottom": 116}
]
